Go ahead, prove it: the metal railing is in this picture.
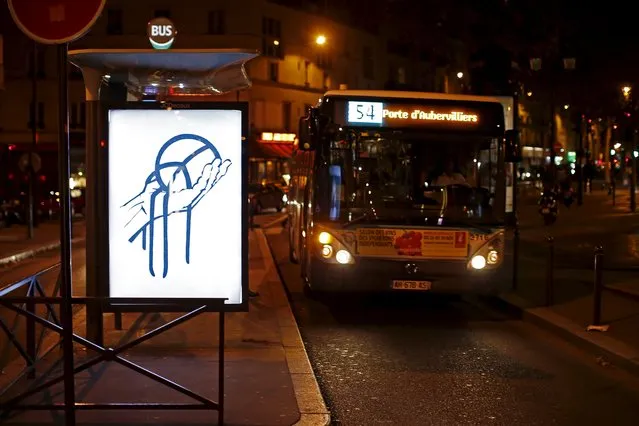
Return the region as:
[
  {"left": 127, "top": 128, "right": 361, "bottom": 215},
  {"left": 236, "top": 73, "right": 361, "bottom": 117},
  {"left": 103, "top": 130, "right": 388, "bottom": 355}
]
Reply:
[
  {"left": 0, "top": 265, "right": 227, "bottom": 425},
  {"left": 0, "top": 263, "right": 62, "bottom": 383}
]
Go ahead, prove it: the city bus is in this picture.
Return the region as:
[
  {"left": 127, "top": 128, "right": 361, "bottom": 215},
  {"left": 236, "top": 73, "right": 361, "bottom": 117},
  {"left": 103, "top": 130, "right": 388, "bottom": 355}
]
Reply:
[{"left": 287, "top": 90, "right": 520, "bottom": 295}]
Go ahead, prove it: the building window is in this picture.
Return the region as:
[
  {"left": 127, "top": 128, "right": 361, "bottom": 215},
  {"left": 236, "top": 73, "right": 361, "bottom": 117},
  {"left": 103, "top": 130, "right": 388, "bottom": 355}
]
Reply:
[
  {"left": 387, "top": 40, "right": 410, "bottom": 57},
  {"left": 69, "top": 103, "right": 86, "bottom": 129},
  {"left": 29, "top": 102, "right": 45, "bottom": 129},
  {"left": 397, "top": 67, "right": 406, "bottom": 84},
  {"left": 316, "top": 52, "right": 332, "bottom": 70},
  {"left": 362, "top": 46, "right": 374, "bottom": 80},
  {"left": 262, "top": 17, "right": 281, "bottom": 38},
  {"left": 154, "top": 9, "right": 171, "bottom": 18},
  {"left": 269, "top": 62, "right": 279, "bottom": 82},
  {"left": 208, "top": 10, "right": 225, "bottom": 34},
  {"left": 261, "top": 17, "right": 282, "bottom": 58},
  {"left": 106, "top": 9, "right": 123, "bottom": 35},
  {"left": 282, "top": 102, "right": 292, "bottom": 131}
]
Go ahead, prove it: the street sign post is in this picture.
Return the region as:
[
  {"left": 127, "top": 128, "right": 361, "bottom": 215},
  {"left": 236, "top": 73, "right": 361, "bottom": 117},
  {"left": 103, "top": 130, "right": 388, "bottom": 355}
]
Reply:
[{"left": 6, "top": 2, "right": 105, "bottom": 425}]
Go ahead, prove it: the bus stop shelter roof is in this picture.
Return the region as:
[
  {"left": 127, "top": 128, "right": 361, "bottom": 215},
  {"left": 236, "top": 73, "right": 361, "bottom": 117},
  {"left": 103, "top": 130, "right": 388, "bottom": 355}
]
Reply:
[{"left": 68, "top": 49, "right": 260, "bottom": 96}]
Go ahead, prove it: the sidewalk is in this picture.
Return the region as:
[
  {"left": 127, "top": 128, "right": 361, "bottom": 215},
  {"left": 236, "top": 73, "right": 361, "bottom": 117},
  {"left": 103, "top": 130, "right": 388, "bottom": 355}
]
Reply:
[
  {"left": 0, "top": 229, "right": 329, "bottom": 425},
  {"left": 489, "top": 187, "right": 639, "bottom": 375},
  {"left": 518, "top": 188, "right": 639, "bottom": 269},
  {"left": 0, "top": 221, "right": 86, "bottom": 267}
]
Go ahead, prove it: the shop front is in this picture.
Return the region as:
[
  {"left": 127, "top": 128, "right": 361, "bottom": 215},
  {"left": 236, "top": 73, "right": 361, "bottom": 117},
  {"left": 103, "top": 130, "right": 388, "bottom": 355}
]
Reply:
[{"left": 248, "top": 131, "right": 296, "bottom": 187}]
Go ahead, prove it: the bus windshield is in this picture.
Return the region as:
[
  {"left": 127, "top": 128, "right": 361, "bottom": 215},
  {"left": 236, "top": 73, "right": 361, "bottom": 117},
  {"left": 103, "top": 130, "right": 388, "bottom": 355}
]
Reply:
[{"left": 316, "top": 131, "right": 505, "bottom": 226}]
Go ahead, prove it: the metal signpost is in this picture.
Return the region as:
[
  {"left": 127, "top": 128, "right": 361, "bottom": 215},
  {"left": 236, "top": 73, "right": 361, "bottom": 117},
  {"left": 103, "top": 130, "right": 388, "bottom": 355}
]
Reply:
[
  {"left": 6, "top": 1, "right": 106, "bottom": 424},
  {"left": 1, "top": 1, "right": 258, "bottom": 424}
]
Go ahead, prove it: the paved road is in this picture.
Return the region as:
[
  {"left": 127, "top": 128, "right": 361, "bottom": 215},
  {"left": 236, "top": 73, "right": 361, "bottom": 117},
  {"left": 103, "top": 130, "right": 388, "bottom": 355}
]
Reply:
[{"left": 265, "top": 226, "right": 639, "bottom": 425}]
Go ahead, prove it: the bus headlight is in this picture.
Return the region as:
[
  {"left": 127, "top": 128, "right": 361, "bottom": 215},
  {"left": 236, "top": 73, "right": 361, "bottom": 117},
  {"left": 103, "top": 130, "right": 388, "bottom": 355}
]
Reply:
[
  {"left": 318, "top": 231, "right": 332, "bottom": 244},
  {"left": 471, "top": 255, "right": 487, "bottom": 270},
  {"left": 468, "top": 232, "right": 504, "bottom": 270},
  {"left": 313, "top": 229, "right": 355, "bottom": 264},
  {"left": 336, "top": 250, "right": 352, "bottom": 264}
]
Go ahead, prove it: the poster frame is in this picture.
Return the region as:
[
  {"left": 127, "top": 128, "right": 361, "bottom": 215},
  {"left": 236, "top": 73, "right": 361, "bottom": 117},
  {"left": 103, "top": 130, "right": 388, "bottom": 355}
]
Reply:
[{"left": 98, "top": 101, "right": 249, "bottom": 313}]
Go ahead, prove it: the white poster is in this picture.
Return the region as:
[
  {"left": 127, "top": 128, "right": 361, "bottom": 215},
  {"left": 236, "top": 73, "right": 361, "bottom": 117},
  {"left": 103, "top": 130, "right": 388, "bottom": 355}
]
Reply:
[{"left": 108, "top": 108, "right": 244, "bottom": 305}]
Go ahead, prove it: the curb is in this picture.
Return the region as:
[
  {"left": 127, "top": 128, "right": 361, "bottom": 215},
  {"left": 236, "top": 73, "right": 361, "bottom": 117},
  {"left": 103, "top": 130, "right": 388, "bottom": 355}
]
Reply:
[
  {"left": 492, "top": 292, "right": 639, "bottom": 376},
  {"left": 253, "top": 229, "right": 331, "bottom": 426},
  {"left": 0, "top": 236, "right": 86, "bottom": 267}
]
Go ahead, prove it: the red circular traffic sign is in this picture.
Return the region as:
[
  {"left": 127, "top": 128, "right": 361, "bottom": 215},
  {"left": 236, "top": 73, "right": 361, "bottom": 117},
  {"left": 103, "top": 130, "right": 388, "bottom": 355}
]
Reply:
[{"left": 7, "top": 0, "right": 106, "bottom": 44}]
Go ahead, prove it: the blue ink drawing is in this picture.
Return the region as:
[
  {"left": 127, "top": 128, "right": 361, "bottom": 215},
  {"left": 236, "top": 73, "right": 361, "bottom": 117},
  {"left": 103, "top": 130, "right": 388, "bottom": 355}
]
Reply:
[{"left": 122, "top": 133, "right": 231, "bottom": 278}]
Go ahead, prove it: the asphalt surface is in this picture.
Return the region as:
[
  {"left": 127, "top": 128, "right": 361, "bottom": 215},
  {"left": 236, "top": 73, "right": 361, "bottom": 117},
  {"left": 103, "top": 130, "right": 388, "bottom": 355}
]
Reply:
[{"left": 265, "top": 224, "right": 639, "bottom": 426}]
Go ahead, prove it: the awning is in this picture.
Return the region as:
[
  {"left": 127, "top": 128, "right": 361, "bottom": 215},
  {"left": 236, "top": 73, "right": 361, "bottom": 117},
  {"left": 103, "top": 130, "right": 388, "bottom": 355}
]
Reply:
[{"left": 248, "top": 138, "right": 294, "bottom": 159}]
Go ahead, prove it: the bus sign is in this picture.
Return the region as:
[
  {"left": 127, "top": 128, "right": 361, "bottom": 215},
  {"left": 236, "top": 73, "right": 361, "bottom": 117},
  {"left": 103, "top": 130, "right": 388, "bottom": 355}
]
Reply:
[
  {"left": 347, "top": 100, "right": 480, "bottom": 127},
  {"left": 347, "top": 101, "right": 383, "bottom": 124}
]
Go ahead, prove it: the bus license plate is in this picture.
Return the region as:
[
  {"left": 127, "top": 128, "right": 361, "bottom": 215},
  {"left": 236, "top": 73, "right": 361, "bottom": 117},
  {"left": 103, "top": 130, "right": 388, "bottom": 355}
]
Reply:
[{"left": 392, "top": 280, "right": 432, "bottom": 291}]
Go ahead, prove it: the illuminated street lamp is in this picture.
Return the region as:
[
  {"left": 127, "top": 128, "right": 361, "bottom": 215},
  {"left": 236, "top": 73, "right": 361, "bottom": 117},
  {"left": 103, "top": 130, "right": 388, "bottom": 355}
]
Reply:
[
  {"left": 527, "top": 91, "right": 533, "bottom": 97},
  {"left": 315, "top": 34, "right": 326, "bottom": 46},
  {"left": 456, "top": 71, "right": 463, "bottom": 79},
  {"left": 273, "top": 40, "right": 280, "bottom": 46},
  {"left": 564, "top": 104, "right": 569, "bottom": 110},
  {"left": 623, "top": 85, "right": 631, "bottom": 98}
]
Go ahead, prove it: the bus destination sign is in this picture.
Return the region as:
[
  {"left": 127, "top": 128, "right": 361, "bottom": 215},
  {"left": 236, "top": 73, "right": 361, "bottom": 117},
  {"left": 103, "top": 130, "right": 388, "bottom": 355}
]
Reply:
[{"left": 346, "top": 100, "right": 480, "bottom": 127}]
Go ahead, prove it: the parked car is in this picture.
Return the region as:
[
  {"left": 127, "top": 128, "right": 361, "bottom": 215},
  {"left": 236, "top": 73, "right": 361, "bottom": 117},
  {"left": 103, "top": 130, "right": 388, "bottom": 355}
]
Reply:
[{"left": 248, "top": 183, "right": 286, "bottom": 214}]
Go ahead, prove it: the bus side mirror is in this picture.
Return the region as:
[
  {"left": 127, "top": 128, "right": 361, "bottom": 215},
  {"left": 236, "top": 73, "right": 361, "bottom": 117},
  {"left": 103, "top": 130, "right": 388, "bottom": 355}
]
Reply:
[
  {"left": 298, "top": 108, "right": 320, "bottom": 151},
  {"left": 505, "top": 129, "right": 522, "bottom": 163}
]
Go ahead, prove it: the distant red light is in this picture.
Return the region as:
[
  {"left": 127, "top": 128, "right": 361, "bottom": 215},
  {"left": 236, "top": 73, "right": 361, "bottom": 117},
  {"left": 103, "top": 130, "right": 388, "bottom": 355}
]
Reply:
[
  {"left": 39, "top": 175, "right": 46, "bottom": 182},
  {"left": 8, "top": 173, "right": 14, "bottom": 180},
  {"left": 8, "top": 144, "right": 16, "bottom": 151},
  {"left": 100, "top": 140, "right": 106, "bottom": 148}
]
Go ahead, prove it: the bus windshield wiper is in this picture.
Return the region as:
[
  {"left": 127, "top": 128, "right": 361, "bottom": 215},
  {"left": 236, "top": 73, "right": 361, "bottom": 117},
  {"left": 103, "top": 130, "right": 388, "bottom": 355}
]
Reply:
[{"left": 341, "top": 209, "right": 376, "bottom": 228}]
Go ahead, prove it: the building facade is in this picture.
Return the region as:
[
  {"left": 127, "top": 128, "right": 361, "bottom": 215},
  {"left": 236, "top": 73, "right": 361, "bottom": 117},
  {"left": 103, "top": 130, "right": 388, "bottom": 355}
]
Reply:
[{"left": 0, "top": 0, "right": 464, "bottom": 195}]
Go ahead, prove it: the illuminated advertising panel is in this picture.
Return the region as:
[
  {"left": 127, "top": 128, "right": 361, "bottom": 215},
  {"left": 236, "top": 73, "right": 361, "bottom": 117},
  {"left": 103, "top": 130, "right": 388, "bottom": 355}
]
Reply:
[{"left": 107, "top": 105, "right": 247, "bottom": 308}]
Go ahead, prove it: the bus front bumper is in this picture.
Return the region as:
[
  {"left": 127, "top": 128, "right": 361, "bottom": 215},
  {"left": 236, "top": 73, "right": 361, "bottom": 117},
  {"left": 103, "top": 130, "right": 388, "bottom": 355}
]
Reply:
[{"left": 310, "top": 256, "right": 509, "bottom": 295}]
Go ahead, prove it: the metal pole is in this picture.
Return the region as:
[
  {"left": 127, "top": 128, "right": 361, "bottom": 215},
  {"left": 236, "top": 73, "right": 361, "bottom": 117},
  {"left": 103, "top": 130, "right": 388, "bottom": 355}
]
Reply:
[
  {"left": 218, "top": 311, "right": 225, "bottom": 425},
  {"left": 545, "top": 236, "right": 554, "bottom": 306},
  {"left": 513, "top": 227, "right": 519, "bottom": 291},
  {"left": 631, "top": 132, "right": 637, "bottom": 213},
  {"left": 26, "top": 282, "right": 36, "bottom": 379},
  {"left": 577, "top": 116, "right": 584, "bottom": 206},
  {"left": 512, "top": 90, "right": 520, "bottom": 290},
  {"left": 549, "top": 87, "right": 556, "bottom": 179},
  {"left": 57, "top": 43, "right": 76, "bottom": 426},
  {"left": 28, "top": 42, "right": 37, "bottom": 240},
  {"left": 593, "top": 246, "right": 604, "bottom": 326}
]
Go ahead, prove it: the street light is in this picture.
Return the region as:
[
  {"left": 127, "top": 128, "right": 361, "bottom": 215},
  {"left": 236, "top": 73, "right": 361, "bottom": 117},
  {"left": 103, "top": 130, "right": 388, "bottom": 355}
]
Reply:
[
  {"left": 315, "top": 34, "right": 326, "bottom": 46},
  {"left": 456, "top": 71, "right": 463, "bottom": 79},
  {"left": 527, "top": 91, "right": 533, "bottom": 97},
  {"left": 623, "top": 86, "right": 631, "bottom": 97},
  {"left": 564, "top": 104, "right": 570, "bottom": 110}
]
